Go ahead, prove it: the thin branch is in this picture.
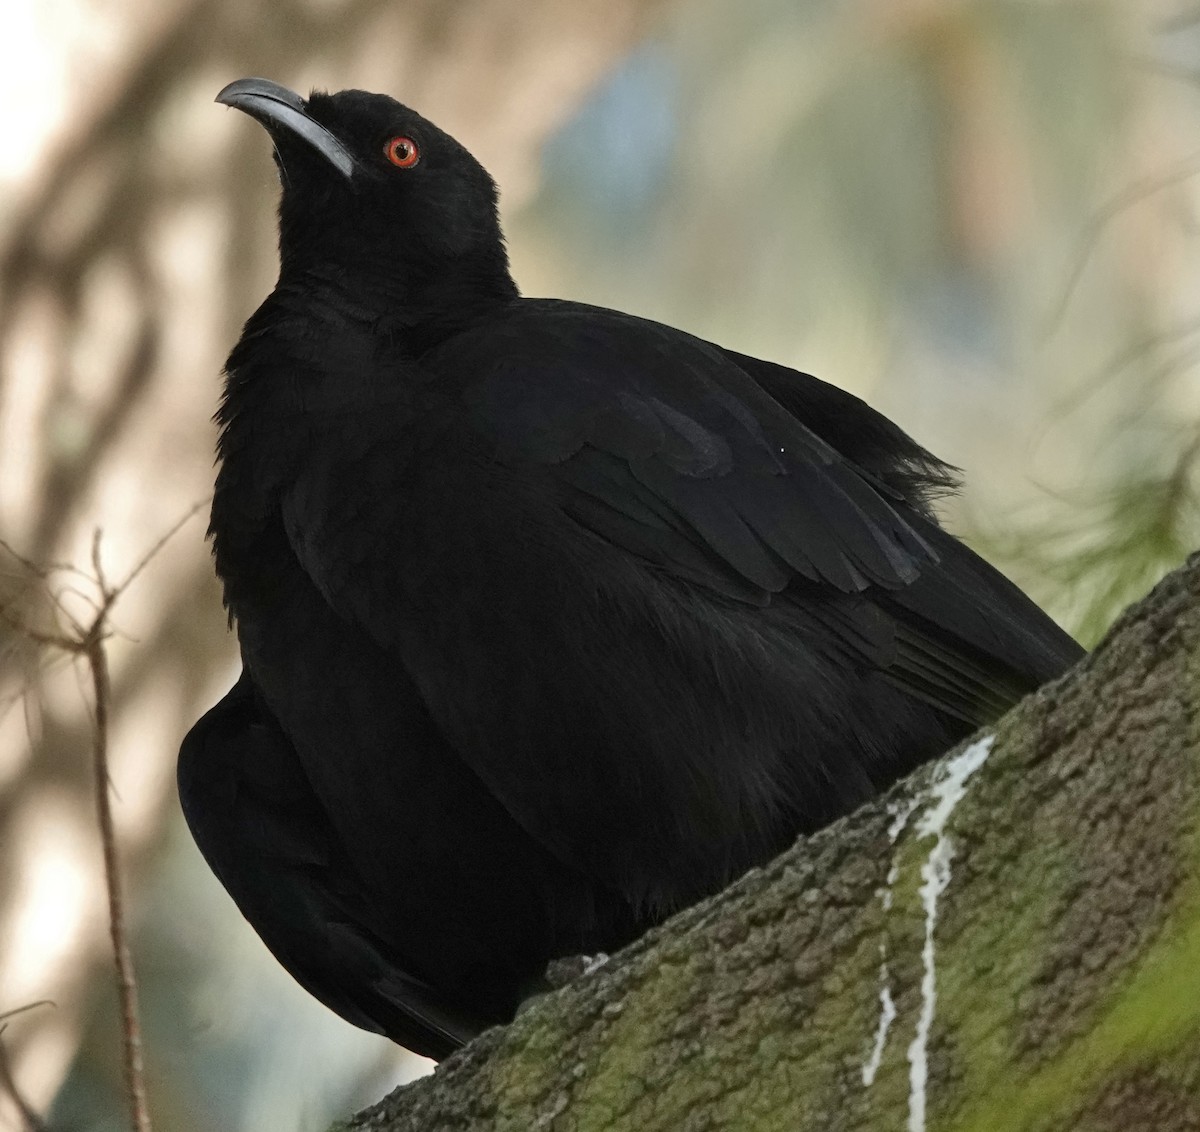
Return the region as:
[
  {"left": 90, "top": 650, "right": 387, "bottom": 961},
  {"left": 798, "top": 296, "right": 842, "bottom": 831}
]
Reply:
[
  {"left": 1160, "top": 429, "right": 1200, "bottom": 518},
  {"left": 105, "top": 497, "right": 211, "bottom": 609},
  {"left": 1041, "top": 150, "right": 1200, "bottom": 336},
  {"left": 0, "top": 501, "right": 206, "bottom": 1132},
  {"left": 0, "top": 1003, "right": 55, "bottom": 1027},
  {"left": 0, "top": 1025, "right": 49, "bottom": 1132},
  {"left": 90, "top": 530, "right": 109, "bottom": 601},
  {"left": 0, "top": 589, "right": 151, "bottom": 1132},
  {"left": 83, "top": 629, "right": 149, "bottom": 1132}
]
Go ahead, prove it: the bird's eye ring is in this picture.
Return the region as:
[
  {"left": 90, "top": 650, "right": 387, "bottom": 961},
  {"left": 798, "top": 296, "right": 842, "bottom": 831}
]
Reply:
[{"left": 384, "top": 136, "right": 420, "bottom": 169}]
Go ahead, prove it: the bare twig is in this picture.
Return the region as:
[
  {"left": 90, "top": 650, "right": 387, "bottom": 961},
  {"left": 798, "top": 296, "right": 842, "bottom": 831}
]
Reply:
[
  {"left": 1160, "top": 429, "right": 1200, "bottom": 518},
  {"left": 0, "top": 502, "right": 207, "bottom": 1132},
  {"left": 0, "top": 1022, "right": 50, "bottom": 1132},
  {"left": 0, "top": 580, "right": 150, "bottom": 1132},
  {"left": 106, "top": 499, "right": 211, "bottom": 609},
  {"left": 1042, "top": 150, "right": 1200, "bottom": 336},
  {"left": 0, "top": 1003, "right": 55, "bottom": 1025},
  {"left": 83, "top": 618, "right": 149, "bottom": 1132}
]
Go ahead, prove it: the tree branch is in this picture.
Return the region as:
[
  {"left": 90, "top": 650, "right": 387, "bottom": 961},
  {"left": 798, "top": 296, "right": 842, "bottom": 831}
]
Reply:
[{"left": 340, "top": 552, "right": 1200, "bottom": 1131}]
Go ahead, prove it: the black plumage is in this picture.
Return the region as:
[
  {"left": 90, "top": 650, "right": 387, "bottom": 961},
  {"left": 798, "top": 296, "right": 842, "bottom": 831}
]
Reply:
[{"left": 179, "top": 78, "right": 1083, "bottom": 1060}]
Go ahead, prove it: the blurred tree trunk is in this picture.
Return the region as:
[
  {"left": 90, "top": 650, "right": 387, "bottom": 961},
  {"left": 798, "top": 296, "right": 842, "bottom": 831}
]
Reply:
[{"left": 343, "top": 553, "right": 1200, "bottom": 1132}]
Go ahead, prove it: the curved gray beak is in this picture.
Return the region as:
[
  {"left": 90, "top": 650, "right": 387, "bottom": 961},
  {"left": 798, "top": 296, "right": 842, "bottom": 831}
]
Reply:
[{"left": 216, "top": 78, "right": 356, "bottom": 180}]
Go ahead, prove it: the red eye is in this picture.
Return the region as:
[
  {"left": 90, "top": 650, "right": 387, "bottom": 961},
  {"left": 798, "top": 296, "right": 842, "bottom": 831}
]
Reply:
[{"left": 384, "top": 136, "right": 420, "bottom": 168}]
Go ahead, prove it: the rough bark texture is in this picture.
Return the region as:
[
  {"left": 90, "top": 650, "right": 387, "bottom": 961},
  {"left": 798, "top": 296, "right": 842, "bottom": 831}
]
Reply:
[{"left": 339, "top": 553, "right": 1200, "bottom": 1132}]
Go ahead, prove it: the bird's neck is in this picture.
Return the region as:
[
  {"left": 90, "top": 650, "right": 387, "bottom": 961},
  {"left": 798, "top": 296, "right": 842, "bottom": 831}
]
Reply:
[{"left": 274, "top": 252, "right": 518, "bottom": 352}]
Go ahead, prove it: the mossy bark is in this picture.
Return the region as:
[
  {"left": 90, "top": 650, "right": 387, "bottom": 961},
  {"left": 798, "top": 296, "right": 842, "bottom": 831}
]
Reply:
[{"left": 339, "top": 554, "right": 1200, "bottom": 1132}]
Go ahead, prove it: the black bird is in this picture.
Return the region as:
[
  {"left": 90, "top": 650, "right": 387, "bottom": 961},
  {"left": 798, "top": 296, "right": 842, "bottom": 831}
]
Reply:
[{"left": 179, "top": 77, "right": 1083, "bottom": 1060}]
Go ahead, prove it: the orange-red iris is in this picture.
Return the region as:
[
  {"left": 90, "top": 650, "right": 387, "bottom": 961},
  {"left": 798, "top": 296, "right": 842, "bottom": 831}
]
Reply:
[{"left": 385, "top": 136, "right": 420, "bottom": 168}]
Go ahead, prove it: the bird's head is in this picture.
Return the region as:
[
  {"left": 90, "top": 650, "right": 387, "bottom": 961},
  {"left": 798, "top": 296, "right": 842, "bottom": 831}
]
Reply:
[{"left": 217, "top": 78, "right": 516, "bottom": 314}]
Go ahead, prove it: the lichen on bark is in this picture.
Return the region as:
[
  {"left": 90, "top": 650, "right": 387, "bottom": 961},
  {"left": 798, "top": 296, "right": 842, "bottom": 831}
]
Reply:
[{"left": 343, "top": 554, "right": 1200, "bottom": 1132}]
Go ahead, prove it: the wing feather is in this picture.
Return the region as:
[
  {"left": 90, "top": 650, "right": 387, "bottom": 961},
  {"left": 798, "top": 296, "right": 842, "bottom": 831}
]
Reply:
[{"left": 440, "top": 299, "right": 1082, "bottom": 726}]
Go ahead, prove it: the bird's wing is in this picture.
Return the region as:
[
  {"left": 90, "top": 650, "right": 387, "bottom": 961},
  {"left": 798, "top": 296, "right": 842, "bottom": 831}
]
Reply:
[
  {"left": 177, "top": 671, "right": 483, "bottom": 1060},
  {"left": 445, "top": 301, "right": 938, "bottom": 602},
  {"left": 714, "top": 346, "right": 960, "bottom": 517},
  {"left": 430, "top": 300, "right": 1082, "bottom": 724},
  {"left": 714, "top": 343, "right": 1083, "bottom": 719}
]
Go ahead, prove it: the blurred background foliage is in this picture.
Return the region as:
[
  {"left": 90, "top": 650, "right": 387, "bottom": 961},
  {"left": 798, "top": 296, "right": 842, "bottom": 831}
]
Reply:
[{"left": 0, "top": 0, "right": 1197, "bottom": 1128}]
